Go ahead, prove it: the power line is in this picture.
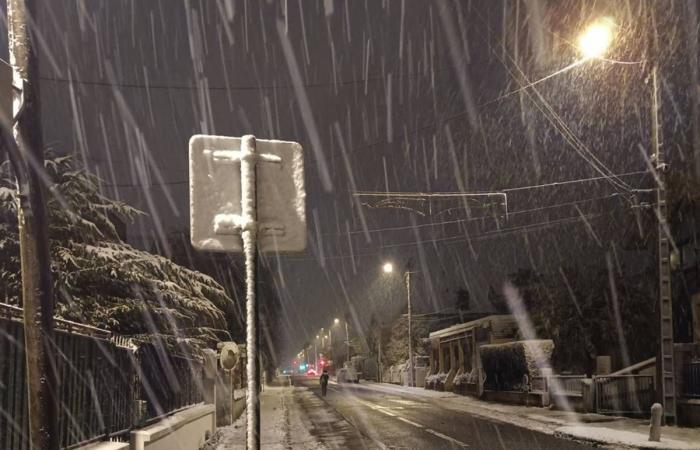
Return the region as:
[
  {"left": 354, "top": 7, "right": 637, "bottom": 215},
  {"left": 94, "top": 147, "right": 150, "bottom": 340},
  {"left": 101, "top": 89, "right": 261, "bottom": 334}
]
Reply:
[
  {"left": 326, "top": 192, "right": 626, "bottom": 237},
  {"left": 282, "top": 211, "right": 611, "bottom": 261},
  {"left": 38, "top": 66, "right": 451, "bottom": 92}
]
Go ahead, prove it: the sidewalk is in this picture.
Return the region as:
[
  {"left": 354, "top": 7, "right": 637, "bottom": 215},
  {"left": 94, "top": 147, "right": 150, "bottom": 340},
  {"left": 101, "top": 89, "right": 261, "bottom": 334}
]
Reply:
[
  {"left": 358, "top": 382, "right": 700, "bottom": 450},
  {"left": 205, "top": 384, "right": 376, "bottom": 449}
]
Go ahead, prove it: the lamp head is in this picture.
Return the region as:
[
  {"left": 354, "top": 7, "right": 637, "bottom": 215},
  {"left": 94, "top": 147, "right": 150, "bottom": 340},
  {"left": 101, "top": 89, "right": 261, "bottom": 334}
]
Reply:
[{"left": 578, "top": 18, "right": 615, "bottom": 59}]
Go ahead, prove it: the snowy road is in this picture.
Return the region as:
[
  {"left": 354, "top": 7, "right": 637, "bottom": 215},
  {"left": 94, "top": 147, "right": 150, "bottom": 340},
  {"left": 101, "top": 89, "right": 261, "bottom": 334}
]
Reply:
[{"left": 293, "top": 377, "right": 596, "bottom": 449}]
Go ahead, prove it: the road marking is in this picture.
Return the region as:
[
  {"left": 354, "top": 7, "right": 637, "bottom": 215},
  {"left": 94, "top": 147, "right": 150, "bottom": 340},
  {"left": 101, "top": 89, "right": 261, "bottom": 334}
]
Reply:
[
  {"left": 424, "top": 429, "right": 470, "bottom": 448},
  {"left": 396, "top": 417, "right": 424, "bottom": 428},
  {"left": 355, "top": 398, "right": 470, "bottom": 447}
]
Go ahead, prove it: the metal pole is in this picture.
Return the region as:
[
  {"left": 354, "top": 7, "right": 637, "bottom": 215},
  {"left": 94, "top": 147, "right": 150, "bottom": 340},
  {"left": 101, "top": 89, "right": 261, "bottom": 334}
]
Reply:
[
  {"left": 406, "top": 272, "right": 415, "bottom": 387},
  {"left": 314, "top": 341, "right": 318, "bottom": 372},
  {"left": 345, "top": 321, "right": 350, "bottom": 363},
  {"left": 378, "top": 329, "right": 382, "bottom": 383},
  {"left": 7, "top": 1, "right": 58, "bottom": 448},
  {"left": 328, "top": 329, "right": 333, "bottom": 372},
  {"left": 652, "top": 64, "right": 676, "bottom": 424},
  {"left": 240, "top": 135, "right": 261, "bottom": 449}
]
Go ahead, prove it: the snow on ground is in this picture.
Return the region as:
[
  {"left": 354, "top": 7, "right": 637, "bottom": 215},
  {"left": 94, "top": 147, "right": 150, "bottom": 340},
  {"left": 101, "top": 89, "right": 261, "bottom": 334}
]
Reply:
[
  {"left": 208, "top": 385, "right": 326, "bottom": 449},
  {"left": 557, "top": 426, "right": 700, "bottom": 450}
]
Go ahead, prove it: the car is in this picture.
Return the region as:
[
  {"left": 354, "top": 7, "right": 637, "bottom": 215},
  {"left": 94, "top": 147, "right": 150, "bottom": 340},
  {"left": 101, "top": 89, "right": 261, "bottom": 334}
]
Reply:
[
  {"left": 306, "top": 368, "right": 318, "bottom": 376},
  {"left": 336, "top": 366, "right": 359, "bottom": 383}
]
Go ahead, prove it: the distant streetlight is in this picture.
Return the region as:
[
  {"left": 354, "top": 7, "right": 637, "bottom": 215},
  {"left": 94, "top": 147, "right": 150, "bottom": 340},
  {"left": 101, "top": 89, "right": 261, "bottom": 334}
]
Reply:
[
  {"left": 383, "top": 261, "right": 418, "bottom": 387},
  {"left": 577, "top": 18, "right": 615, "bottom": 59},
  {"left": 382, "top": 262, "right": 394, "bottom": 274},
  {"left": 334, "top": 318, "right": 340, "bottom": 324}
]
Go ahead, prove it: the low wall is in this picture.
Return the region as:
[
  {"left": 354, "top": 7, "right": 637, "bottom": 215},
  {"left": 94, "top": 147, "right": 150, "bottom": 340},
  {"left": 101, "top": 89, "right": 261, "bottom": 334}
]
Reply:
[
  {"left": 678, "top": 399, "right": 700, "bottom": 427},
  {"left": 75, "top": 442, "right": 129, "bottom": 450},
  {"left": 482, "top": 390, "right": 547, "bottom": 407},
  {"left": 550, "top": 393, "right": 584, "bottom": 413},
  {"left": 131, "top": 404, "right": 215, "bottom": 450}
]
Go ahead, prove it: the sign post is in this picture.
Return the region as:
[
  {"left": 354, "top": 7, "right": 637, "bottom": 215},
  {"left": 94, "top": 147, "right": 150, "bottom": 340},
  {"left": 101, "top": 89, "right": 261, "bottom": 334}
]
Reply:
[{"left": 190, "top": 134, "right": 305, "bottom": 449}]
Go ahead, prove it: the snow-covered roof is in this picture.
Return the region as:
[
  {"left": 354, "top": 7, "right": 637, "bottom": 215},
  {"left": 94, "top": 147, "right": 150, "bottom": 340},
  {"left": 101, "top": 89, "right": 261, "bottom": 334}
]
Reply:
[{"left": 429, "top": 314, "right": 515, "bottom": 340}]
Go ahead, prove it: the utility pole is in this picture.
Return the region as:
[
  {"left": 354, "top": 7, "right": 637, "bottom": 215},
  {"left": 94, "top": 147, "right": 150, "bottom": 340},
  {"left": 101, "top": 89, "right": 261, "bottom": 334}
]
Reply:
[
  {"left": 345, "top": 320, "right": 350, "bottom": 363},
  {"left": 328, "top": 328, "right": 333, "bottom": 372},
  {"left": 406, "top": 271, "right": 415, "bottom": 388},
  {"left": 645, "top": 1, "right": 675, "bottom": 424},
  {"left": 6, "top": 1, "right": 58, "bottom": 448},
  {"left": 377, "top": 328, "right": 382, "bottom": 383},
  {"left": 652, "top": 62, "right": 677, "bottom": 424}
]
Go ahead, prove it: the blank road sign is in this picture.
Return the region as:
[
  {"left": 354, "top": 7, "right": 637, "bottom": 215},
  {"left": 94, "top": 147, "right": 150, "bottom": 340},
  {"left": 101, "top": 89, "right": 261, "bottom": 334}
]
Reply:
[{"left": 189, "top": 135, "right": 306, "bottom": 253}]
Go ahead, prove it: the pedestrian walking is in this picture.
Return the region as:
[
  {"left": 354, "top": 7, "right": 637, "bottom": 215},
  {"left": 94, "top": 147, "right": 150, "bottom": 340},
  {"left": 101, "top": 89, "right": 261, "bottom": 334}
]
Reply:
[{"left": 320, "top": 369, "right": 329, "bottom": 396}]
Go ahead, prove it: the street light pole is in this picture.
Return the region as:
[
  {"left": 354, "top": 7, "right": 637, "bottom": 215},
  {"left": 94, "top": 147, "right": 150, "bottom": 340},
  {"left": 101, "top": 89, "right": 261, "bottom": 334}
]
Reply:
[
  {"left": 652, "top": 62, "right": 677, "bottom": 424},
  {"left": 575, "top": 17, "right": 676, "bottom": 423},
  {"left": 345, "top": 320, "right": 350, "bottom": 364},
  {"left": 383, "top": 262, "right": 417, "bottom": 387},
  {"left": 406, "top": 271, "right": 415, "bottom": 388},
  {"left": 328, "top": 329, "right": 333, "bottom": 361}
]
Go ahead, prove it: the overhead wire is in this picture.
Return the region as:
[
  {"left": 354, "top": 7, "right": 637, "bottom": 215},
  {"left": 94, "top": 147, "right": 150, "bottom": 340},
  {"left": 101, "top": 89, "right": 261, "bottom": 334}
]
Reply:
[
  {"left": 325, "top": 192, "right": 626, "bottom": 237},
  {"left": 282, "top": 209, "right": 615, "bottom": 261}
]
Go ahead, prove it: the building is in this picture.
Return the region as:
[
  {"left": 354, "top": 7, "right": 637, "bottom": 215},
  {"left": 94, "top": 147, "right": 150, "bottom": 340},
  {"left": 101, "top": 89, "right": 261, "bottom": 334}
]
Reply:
[{"left": 426, "top": 315, "right": 518, "bottom": 392}]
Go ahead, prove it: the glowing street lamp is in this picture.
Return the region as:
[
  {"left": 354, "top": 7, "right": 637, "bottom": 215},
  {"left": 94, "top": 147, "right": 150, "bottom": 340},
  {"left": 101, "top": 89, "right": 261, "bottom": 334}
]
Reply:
[
  {"left": 576, "top": 17, "right": 677, "bottom": 421},
  {"left": 577, "top": 18, "right": 615, "bottom": 59},
  {"left": 382, "top": 261, "right": 418, "bottom": 387}
]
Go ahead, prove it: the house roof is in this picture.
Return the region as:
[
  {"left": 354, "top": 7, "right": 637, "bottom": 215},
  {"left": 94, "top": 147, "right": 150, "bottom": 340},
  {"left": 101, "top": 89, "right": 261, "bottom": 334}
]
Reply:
[{"left": 428, "top": 314, "right": 515, "bottom": 339}]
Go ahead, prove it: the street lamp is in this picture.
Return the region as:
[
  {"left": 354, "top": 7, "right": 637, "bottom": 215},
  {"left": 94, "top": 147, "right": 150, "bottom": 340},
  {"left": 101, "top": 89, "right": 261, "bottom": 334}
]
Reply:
[
  {"left": 331, "top": 317, "right": 351, "bottom": 365},
  {"left": 576, "top": 17, "right": 676, "bottom": 422},
  {"left": 577, "top": 17, "right": 615, "bottom": 59},
  {"left": 382, "top": 262, "right": 394, "bottom": 274},
  {"left": 383, "top": 261, "right": 417, "bottom": 387}
]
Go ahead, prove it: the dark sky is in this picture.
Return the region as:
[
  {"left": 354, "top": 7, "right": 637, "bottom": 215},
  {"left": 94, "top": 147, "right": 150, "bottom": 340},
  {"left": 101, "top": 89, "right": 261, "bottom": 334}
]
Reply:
[{"left": 4, "top": 0, "right": 697, "bottom": 360}]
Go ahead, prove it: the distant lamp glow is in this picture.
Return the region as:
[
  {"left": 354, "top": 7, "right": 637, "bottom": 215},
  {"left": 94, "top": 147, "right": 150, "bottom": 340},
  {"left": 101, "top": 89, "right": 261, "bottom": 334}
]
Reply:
[
  {"left": 382, "top": 262, "right": 394, "bottom": 274},
  {"left": 334, "top": 318, "right": 340, "bottom": 324},
  {"left": 578, "top": 18, "right": 615, "bottom": 59}
]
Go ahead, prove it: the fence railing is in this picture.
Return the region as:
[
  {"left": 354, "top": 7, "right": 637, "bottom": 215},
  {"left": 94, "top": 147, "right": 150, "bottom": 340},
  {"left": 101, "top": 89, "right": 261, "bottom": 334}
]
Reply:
[
  {"left": 529, "top": 375, "right": 586, "bottom": 395},
  {"left": 683, "top": 361, "right": 700, "bottom": 398},
  {"left": 594, "top": 375, "right": 655, "bottom": 416},
  {"left": 549, "top": 375, "right": 586, "bottom": 396},
  {"left": 0, "top": 304, "right": 204, "bottom": 449}
]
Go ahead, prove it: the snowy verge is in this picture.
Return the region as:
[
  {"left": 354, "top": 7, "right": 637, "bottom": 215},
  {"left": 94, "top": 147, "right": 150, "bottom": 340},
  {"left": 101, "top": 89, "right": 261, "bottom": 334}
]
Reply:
[
  {"left": 203, "top": 385, "right": 326, "bottom": 449},
  {"left": 556, "top": 426, "right": 700, "bottom": 450}
]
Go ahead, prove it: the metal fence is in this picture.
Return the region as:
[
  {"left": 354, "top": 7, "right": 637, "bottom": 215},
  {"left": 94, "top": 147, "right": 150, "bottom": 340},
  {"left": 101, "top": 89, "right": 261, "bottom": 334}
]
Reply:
[
  {"left": 594, "top": 375, "right": 655, "bottom": 416},
  {"left": 136, "top": 343, "right": 204, "bottom": 421},
  {"left": 0, "top": 304, "right": 204, "bottom": 449},
  {"left": 683, "top": 360, "right": 700, "bottom": 398},
  {"left": 549, "top": 375, "right": 586, "bottom": 396},
  {"left": 530, "top": 375, "right": 585, "bottom": 396}
]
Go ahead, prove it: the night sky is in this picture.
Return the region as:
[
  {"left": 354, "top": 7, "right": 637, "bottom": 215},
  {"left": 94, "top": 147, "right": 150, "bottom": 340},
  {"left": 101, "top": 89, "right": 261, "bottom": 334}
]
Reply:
[{"left": 3, "top": 0, "right": 698, "bottom": 360}]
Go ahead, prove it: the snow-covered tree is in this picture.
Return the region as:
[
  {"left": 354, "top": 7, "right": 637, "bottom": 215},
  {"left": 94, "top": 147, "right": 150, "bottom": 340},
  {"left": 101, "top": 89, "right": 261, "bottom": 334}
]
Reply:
[{"left": 0, "top": 154, "right": 233, "bottom": 348}]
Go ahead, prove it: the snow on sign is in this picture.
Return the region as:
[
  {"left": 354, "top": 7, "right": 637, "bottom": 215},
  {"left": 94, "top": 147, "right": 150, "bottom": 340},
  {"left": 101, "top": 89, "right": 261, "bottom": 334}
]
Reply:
[{"left": 189, "top": 134, "right": 306, "bottom": 252}]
